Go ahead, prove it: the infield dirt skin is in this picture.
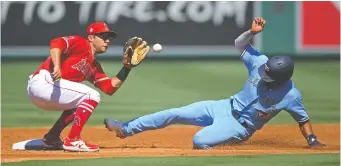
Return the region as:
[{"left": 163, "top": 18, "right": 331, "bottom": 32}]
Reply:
[{"left": 1, "top": 124, "right": 340, "bottom": 163}]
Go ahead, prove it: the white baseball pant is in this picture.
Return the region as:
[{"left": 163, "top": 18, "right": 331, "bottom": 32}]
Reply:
[{"left": 27, "top": 69, "right": 100, "bottom": 111}]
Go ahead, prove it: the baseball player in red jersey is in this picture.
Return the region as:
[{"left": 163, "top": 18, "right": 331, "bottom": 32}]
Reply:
[{"left": 27, "top": 22, "right": 150, "bottom": 152}]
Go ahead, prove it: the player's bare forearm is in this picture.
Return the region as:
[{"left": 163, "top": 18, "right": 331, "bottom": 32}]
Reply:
[
  {"left": 111, "top": 77, "right": 124, "bottom": 91},
  {"left": 50, "top": 48, "right": 63, "bottom": 81},
  {"left": 50, "top": 48, "right": 62, "bottom": 68},
  {"left": 102, "top": 76, "right": 126, "bottom": 96},
  {"left": 299, "top": 120, "right": 314, "bottom": 138},
  {"left": 298, "top": 120, "right": 324, "bottom": 147},
  {"left": 100, "top": 66, "right": 131, "bottom": 96},
  {"left": 111, "top": 66, "right": 131, "bottom": 90}
]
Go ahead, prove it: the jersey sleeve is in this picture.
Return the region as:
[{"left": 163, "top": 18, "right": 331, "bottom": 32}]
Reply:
[
  {"left": 285, "top": 96, "right": 309, "bottom": 123},
  {"left": 254, "top": 101, "right": 267, "bottom": 112},
  {"left": 50, "top": 35, "right": 80, "bottom": 55},
  {"left": 88, "top": 60, "right": 118, "bottom": 95},
  {"left": 254, "top": 101, "right": 272, "bottom": 119},
  {"left": 240, "top": 44, "right": 267, "bottom": 74},
  {"left": 91, "top": 61, "right": 110, "bottom": 85}
]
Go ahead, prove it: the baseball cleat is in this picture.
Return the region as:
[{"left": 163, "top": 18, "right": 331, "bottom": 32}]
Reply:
[
  {"left": 62, "top": 137, "right": 99, "bottom": 152},
  {"left": 41, "top": 134, "right": 64, "bottom": 150},
  {"left": 103, "top": 118, "right": 126, "bottom": 139}
]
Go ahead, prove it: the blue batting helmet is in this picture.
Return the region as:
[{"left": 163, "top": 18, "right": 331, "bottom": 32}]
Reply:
[{"left": 258, "top": 55, "right": 294, "bottom": 84}]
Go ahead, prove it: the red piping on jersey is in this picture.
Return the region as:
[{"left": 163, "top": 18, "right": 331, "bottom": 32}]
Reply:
[{"left": 44, "top": 75, "right": 93, "bottom": 104}]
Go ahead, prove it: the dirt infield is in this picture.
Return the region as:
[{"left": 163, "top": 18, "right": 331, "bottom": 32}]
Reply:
[{"left": 1, "top": 124, "right": 340, "bottom": 163}]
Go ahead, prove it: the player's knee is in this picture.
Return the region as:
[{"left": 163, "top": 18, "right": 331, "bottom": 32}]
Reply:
[
  {"left": 192, "top": 136, "right": 212, "bottom": 150},
  {"left": 87, "top": 90, "right": 101, "bottom": 103}
]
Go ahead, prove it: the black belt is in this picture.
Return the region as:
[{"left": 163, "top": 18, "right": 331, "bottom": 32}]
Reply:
[{"left": 230, "top": 99, "right": 248, "bottom": 128}]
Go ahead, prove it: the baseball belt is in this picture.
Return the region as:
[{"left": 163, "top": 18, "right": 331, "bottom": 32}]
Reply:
[{"left": 230, "top": 99, "right": 248, "bottom": 128}]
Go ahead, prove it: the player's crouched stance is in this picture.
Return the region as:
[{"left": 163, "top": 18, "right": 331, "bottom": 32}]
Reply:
[
  {"left": 27, "top": 22, "right": 150, "bottom": 152},
  {"left": 104, "top": 17, "right": 326, "bottom": 150}
]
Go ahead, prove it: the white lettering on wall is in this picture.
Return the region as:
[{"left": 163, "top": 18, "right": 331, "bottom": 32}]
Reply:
[
  {"left": 37, "top": 2, "right": 65, "bottom": 24},
  {"left": 134, "top": 1, "right": 154, "bottom": 22},
  {"left": 167, "top": 1, "right": 187, "bottom": 22},
  {"left": 106, "top": 1, "right": 133, "bottom": 24},
  {"left": 76, "top": 1, "right": 95, "bottom": 24},
  {"left": 2, "top": 1, "right": 249, "bottom": 27},
  {"left": 187, "top": 1, "right": 213, "bottom": 23},
  {"left": 23, "top": 1, "right": 39, "bottom": 25},
  {"left": 95, "top": 1, "right": 109, "bottom": 21},
  {"left": 1, "top": 1, "right": 13, "bottom": 24}
]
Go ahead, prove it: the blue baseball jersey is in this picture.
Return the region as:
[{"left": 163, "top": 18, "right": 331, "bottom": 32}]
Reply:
[
  {"left": 114, "top": 43, "right": 310, "bottom": 149},
  {"left": 231, "top": 45, "right": 309, "bottom": 131}
]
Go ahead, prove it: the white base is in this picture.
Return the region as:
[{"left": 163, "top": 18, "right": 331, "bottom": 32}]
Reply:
[{"left": 12, "top": 139, "right": 61, "bottom": 150}]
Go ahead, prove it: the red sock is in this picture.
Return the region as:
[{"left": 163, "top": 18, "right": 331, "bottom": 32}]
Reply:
[{"left": 68, "top": 99, "right": 98, "bottom": 139}]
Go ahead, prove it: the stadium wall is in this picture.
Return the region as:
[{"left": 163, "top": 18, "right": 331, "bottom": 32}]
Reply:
[{"left": 1, "top": 1, "right": 339, "bottom": 58}]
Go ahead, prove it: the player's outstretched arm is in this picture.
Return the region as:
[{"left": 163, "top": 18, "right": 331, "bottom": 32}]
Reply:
[
  {"left": 234, "top": 30, "right": 254, "bottom": 53},
  {"left": 92, "top": 53, "right": 132, "bottom": 96},
  {"left": 91, "top": 63, "right": 129, "bottom": 96},
  {"left": 299, "top": 120, "right": 326, "bottom": 147},
  {"left": 112, "top": 36, "right": 150, "bottom": 88},
  {"left": 287, "top": 96, "right": 326, "bottom": 148},
  {"left": 92, "top": 37, "right": 150, "bottom": 96},
  {"left": 122, "top": 36, "right": 150, "bottom": 67},
  {"left": 234, "top": 17, "right": 266, "bottom": 53}
]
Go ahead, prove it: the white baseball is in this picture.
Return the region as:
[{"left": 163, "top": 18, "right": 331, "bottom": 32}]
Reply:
[{"left": 152, "top": 43, "right": 162, "bottom": 53}]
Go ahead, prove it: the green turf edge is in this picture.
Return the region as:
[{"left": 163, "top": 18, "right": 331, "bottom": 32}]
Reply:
[{"left": 2, "top": 154, "right": 340, "bottom": 166}]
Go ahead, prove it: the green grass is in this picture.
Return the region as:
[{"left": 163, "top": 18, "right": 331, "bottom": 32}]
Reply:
[
  {"left": 1, "top": 60, "right": 340, "bottom": 127},
  {"left": 2, "top": 154, "right": 340, "bottom": 166}
]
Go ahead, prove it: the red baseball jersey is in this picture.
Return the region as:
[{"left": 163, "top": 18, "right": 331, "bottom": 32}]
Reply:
[{"left": 34, "top": 35, "right": 109, "bottom": 85}]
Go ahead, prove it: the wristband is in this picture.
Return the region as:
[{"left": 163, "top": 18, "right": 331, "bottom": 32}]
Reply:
[
  {"left": 307, "top": 134, "right": 317, "bottom": 144},
  {"left": 116, "top": 66, "right": 131, "bottom": 81}
]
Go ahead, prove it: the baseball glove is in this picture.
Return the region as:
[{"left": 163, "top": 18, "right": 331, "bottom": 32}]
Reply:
[{"left": 123, "top": 36, "right": 150, "bottom": 68}]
